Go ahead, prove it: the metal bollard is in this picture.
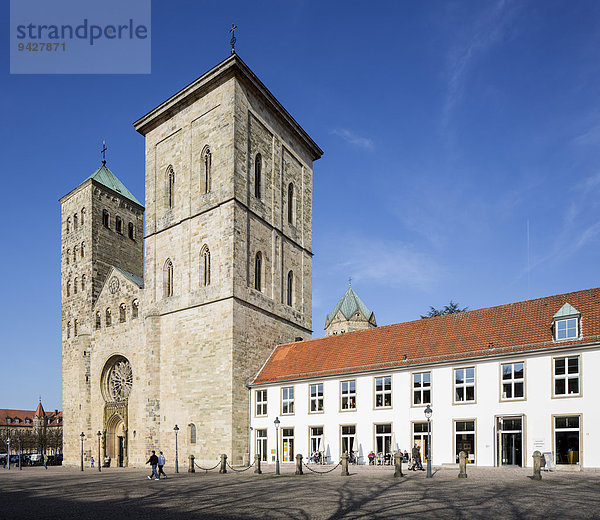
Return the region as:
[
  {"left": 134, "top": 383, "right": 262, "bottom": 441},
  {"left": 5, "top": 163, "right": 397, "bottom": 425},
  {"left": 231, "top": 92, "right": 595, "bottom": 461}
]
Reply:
[
  {"left": 458, "top": 451, "right": 467, "bottom": 478},
  {"left": 394, "top": 452, "right": 404, "bottom": 478},
  {"left": 295, "top": 454, "right": 303, "bottom": 475},
  {"left": 188, "top": 454, "right": 195, "bottom": 473},
  {"left": 341, "top": 452, "right": 349, "bottom": 476},
  {"left": 219, "top": 453, "right": 227, "bottom": 474},
  {"left": 254, "top": 454, "right": 262, "bottom": 474},
  {"left": 532, "top": 451, "right": 542, "bottom": 480}
]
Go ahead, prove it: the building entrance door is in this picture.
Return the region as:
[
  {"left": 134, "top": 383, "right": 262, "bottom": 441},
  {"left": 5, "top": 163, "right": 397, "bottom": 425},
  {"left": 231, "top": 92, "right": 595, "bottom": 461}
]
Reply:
[
  {"left": 496, "top": 417, "right": 522, "bottom": 466},
  {"left": 118, "top": 437, "right": 124, "bottom": 467}
]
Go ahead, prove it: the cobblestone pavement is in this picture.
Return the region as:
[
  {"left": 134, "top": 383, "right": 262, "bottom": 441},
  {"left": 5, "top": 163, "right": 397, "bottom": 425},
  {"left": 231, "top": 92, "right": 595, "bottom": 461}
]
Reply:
[{"left": 2, "top": 464, "right": 600, "bottom": 519}]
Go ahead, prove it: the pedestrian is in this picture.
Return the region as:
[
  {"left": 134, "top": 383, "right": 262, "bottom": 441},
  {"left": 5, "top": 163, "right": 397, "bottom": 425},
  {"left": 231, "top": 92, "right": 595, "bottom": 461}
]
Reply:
[
  {"left": 157, "top": 451, "right": 167, "bottom": 479},
  {"left": 146, "top": 450, "right": 159, "bottom": 480},
  {"left": 2, "top": 456, "right": 6, "bottom": 469},
  {"left": 43, "top": 454, "right": 48, "bottom": 470},
  {"left": 90, "top": 456, "right": 95, "bottom": 468}
]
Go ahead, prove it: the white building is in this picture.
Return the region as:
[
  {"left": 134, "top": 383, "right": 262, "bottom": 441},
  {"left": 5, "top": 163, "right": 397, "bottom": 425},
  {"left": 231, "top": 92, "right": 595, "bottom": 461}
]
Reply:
[{"left": 249, "top": 287, "right": 600, "bottom": 469}]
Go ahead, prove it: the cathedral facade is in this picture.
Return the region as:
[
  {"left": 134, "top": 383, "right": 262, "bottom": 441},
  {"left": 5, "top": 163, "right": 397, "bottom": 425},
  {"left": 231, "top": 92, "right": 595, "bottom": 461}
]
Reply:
[{"left": 60, "top": 54, "right": 322, "bottom": 467}]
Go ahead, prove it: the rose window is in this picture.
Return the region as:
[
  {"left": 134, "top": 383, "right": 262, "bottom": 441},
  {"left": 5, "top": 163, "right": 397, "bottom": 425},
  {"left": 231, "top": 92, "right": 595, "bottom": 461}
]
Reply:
[{"left": 108, "top": 360, "right": 133, "bottom": 401}]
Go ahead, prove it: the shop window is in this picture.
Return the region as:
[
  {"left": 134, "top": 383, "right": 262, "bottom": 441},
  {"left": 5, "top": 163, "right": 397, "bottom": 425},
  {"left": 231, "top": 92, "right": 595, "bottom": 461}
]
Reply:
[
  {"left": 554, "top": 415, "right": 580, "bottom": 465},
  {"left": 455, "top": 420, "right": 476, "bottom": 464}
]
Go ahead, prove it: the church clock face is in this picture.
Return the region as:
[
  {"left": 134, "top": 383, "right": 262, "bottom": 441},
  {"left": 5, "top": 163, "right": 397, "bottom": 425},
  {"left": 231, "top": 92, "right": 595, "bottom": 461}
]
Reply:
[
  {"left": 109, "top": 276, "right": 120, "bottom": 294},
  {"left": 108, "top": 360, "right": 133, "bottom": 401}
]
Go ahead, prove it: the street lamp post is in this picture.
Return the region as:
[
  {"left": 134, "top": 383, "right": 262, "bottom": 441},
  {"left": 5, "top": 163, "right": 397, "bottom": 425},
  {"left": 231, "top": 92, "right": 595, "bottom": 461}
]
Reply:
[
  {"left": 424, "top": 405, "right": 432, "bottom": 478},
  {"left": 80, "top": 432, "right": 85, "bottom": 472},
  {"left": 7, "top": 437, "right": 10, "bottom": 470},
  {"left": 173, "top": 425, "right": 179, "bottom": 474},
  {"left": 274, "top": 417, "right": 280, "bottom": 476},
  {"left": 97, "top": 431, "right": 102, "bottom": 472},
  {"left": 18, "top": 438, "right": 21, "bottom": 470}
]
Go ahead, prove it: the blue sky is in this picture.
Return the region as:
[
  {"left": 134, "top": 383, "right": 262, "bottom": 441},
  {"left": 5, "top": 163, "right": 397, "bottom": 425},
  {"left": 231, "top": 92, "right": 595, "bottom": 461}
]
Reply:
[{"left": 2, "top": 0, "right": 600, "bottom": 410}]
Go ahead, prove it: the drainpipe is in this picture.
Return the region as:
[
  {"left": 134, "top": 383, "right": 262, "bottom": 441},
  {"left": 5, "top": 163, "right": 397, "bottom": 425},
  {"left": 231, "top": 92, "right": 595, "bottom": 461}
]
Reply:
[{"left": 248, "top": 386, "right": 253, "bottom": 465}]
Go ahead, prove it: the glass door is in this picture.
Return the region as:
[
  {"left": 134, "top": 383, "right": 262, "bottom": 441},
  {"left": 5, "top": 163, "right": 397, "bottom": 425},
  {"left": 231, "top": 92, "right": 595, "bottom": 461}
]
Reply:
[{"left": 496, "top": 417, "right": 523, "bottom": 466}]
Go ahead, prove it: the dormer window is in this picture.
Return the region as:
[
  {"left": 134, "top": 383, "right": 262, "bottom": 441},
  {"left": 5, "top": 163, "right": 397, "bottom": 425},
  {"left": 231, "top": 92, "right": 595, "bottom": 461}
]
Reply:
[
  {"left": 553, "top": 303, "right": 581, "bottom": 341},
  {"left": 6, "top": 418, "right": 11, "bottom": 424},
  {"left": 14, "top": 418, "right": 19, "bottom": 424},
  {"left": 556, "top": 318, "right": 578, "bottom": 340}
]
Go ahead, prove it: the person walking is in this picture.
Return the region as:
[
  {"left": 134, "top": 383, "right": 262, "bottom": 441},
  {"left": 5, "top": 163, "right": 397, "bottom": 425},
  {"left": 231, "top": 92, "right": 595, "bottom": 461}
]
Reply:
[
  {"left": 43, "top": 454, "right": 48, "bottom": 470},
  {"left": 90, "top": 456, "right": 95, "bottom": 468},
  {"left": 157, "top": 451, "right": 167, "bottom": 479},
  {"left": 411, "top": 445, "right": 420, "bottom": 471},
  {"left": 146, "top": 450, "right": 159, "bottom": 480}
]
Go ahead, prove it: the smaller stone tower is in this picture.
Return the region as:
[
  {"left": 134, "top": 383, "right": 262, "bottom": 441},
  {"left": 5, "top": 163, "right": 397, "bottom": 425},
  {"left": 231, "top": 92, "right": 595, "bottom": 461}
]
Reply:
[
  {"left": 324, "top": 286, "right": 377, "bottom": 335},
  {"left": 59, "top": 161, "right": 143, "bottom": 464}
]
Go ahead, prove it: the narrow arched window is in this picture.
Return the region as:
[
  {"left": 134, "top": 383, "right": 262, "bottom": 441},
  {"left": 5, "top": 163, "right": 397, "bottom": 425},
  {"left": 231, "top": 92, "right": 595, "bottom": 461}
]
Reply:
[
  {"left": 119, "top": 303, "right": 126, "bottom": 323},
  {"left": 132, "top": 299, "right": 139, "bottom": 319},
  {"left": 164, "top": 258, "right": 174, "bottom": 298},
  {"left": 81, "top": 241, "right": 85, "bottom": 258},
  {"left": 73, "top": 213, "right": 78, "bottom": 230},
  {"left": 81, "top": 275, "right": 86, "bottom": 290},
  {"left": 74, "top": 319, "right": 78, "bottom": 337},
  {"left": 287, "top": 270, "right": 294, "bottom": 306},
  {"left": 201, "top": 245, "right": 211, "bottom": 286},
  {"left": 254, "top": 154, "right": 262, "bottom": 199},
  {"left": 116, "top": 216, "right": 123, "bottom": 234},
  {"left": 254, "top": 252, "right": 263, "bottom": 292},
  {"left": 189, "top": 423, "right": 197, "bottom": 444},
  {"left": 105, "top": 308, "right": 111, "bottom": 327},
  {"left": 287, "top": 183, "right": 294, "bottom": 224},
  {"left": 66, "top": 280, "right": 71, "bottom": 297},
  {"left": 167, "top": 166, "right": 175, "bottom": 209},
  {"left": 66, "top": 249, "right": 70, "bottom": 265},
  {"left": 203, "top": 147, "right": 211, "bottom": 194},
  {"left": 95, "top": 311, "right": 101, "bottom": 330},
  {"left": 128, "top": 222, "right": 134, "bottom": 240},
  {"left": 81, "top": 208, "right": 86, "bottom": 226},
  {"left": 66, "top": 321, "right": 71, "bottom": 339},
  {"left": 66, "top": 218, "right": 71, "bottom": 234},
  {"left": 73, "top": 277, "right": 78, "bottom": 294},
  {"left": 103, "top": 210, "right": 110, "bottom": 228}
]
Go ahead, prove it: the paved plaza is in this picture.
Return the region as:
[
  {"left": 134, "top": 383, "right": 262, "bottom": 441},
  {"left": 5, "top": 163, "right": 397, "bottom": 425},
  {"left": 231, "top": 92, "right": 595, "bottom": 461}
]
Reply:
[{"left": 2, "top": 464, "right": 600, "bottom": 519}]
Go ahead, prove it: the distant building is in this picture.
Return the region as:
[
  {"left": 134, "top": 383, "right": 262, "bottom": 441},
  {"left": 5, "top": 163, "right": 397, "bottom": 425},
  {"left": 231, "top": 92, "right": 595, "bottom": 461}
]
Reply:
[
  {"left": 324, "top": 286, "right": 377, "bottom": 336},
  {"left": 0, "top": 401, "right": 63, "bottom": 454}
]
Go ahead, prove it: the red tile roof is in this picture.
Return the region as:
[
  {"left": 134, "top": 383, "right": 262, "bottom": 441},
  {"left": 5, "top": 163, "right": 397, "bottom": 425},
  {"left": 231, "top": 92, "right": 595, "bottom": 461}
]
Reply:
[
  {"left": 252, "top": 287, "right": 600, "bottom": 385},
  {"left": 0, "top": 405, "right": 63, "bottom": 427}
]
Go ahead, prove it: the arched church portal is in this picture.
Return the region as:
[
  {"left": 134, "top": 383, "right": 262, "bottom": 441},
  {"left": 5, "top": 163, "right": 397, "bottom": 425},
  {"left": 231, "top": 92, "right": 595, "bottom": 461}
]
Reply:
[{"left": 101, "top": 355, "right": 132, "bottom": 467}]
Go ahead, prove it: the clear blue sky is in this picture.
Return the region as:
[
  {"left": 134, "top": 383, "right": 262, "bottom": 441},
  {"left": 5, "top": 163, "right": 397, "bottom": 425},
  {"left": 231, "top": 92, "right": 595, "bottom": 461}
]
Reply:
[{"left": 2, "top": 0, "right": 600, "bottom": 410}]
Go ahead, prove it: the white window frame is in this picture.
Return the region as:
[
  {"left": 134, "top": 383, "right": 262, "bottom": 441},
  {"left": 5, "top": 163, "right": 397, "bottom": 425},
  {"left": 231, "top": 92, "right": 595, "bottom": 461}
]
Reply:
[
  {"left": 255, "top": 389, "right": 267, "bottom": 416},
  {"left": 374, "top": 375, "right": 392, "bottom": 408},
  {"left": 309, "top": 383, "right": 324, "bottom": 413},
  {"left": 309, "top": 426, "right": 324, "bottom": 455},
  {"left": 412, "top": 371, "right": 431, "bottom": 406},
  {"left": 454, "top": 367, "right": 476, "bottom": 403},
  {"left": 555, "top": 317, "right": 579, "bottom": 341},
  {"left": 340, "top": 379, "right": 356, "bottom": 411},
  {"left": 256, "top": 429, "right": 267, "bottom": 462},
  {"left": 281, "top": 386, "right": 295, "bottom": 415},
  {"left": 500, "top": 362, "right": 525, "bottom": 401},
  {"left": 553, "top": 355, "right": 581, "bottom": 397}
]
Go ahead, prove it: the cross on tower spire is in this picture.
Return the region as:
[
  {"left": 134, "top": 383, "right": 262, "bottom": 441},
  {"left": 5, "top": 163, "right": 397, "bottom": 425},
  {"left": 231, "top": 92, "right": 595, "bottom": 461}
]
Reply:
[
  {"left": 101, "top": 139, "right": 107, "bottom": 165},
  {"left": 229, "top": 24, "right": 238, "bottom": 55},
  {"left": 348, "top": 276, "right": 352, "bottom": 287}
]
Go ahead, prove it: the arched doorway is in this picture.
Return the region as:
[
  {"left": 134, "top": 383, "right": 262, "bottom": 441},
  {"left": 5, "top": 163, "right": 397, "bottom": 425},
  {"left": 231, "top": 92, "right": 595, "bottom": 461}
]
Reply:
[
  {"left": 106, "top": 413, "right": 126, "bottom": 467},
  {"left": 101, "top": 355, "right": 132, "bottom": 467}
]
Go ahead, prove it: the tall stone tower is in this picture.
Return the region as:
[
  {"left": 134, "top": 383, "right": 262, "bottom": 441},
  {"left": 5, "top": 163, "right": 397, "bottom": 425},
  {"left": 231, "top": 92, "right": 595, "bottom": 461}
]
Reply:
[
  {"left": 132, "top": 53, "right": 322, "bottom": 464},
  {"left": 59, "top": 163, "right": 144, "bottom": 462}
]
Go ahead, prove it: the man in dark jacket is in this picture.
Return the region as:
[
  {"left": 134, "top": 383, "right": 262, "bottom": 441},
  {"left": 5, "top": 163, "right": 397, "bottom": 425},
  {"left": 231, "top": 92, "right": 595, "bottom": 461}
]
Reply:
[
  {"left": 146, "top": 450, "right": 159, "bottom": 480},
  {"left": 412, "top": 444, "right": 424, "bottom": 471}
]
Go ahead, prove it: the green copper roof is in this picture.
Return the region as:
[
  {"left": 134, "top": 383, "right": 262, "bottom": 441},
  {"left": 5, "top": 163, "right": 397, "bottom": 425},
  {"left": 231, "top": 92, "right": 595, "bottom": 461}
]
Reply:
[
  {"left": 82, "top": 163, "right": 142, "bottom": 207},
  {"left": 326, "top": 287, "right": 374, "bottom": 325},
  {"left": 553, "top": 303, "right": 580, "bottom": 319},
  {"left": 113, "top": 267, "right": 144, "bottom": 289}
]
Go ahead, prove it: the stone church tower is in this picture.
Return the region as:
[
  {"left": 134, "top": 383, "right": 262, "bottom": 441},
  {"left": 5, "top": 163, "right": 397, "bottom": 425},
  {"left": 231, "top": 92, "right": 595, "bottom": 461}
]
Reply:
[
  {"left": 324, "top": 286, "right": 377, "bottom": 336},
  {"left": 60, "top": 54, "right": 322, "bottom": 466}
]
